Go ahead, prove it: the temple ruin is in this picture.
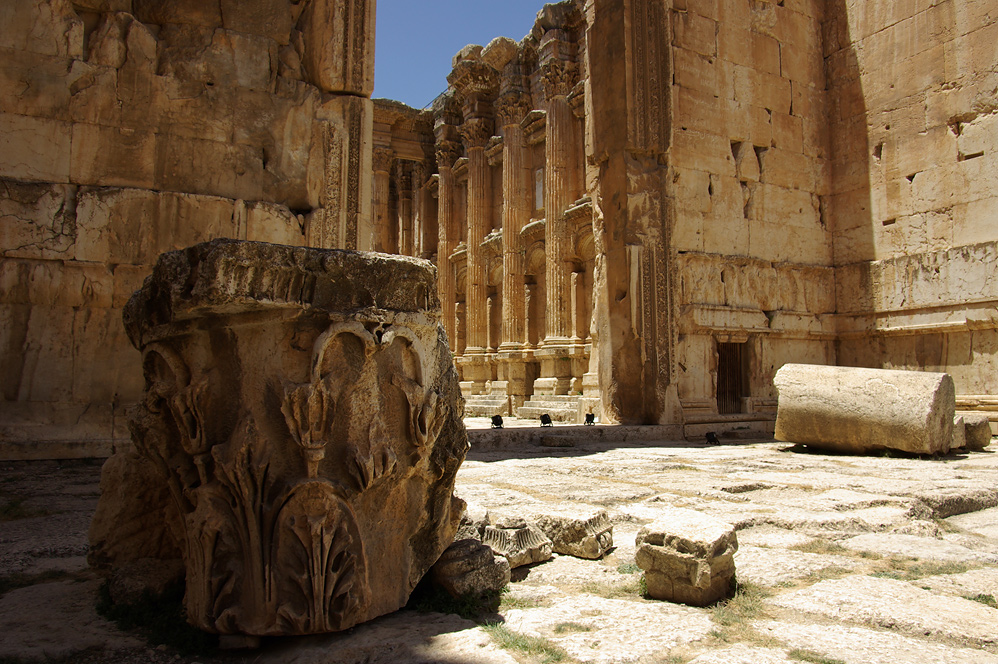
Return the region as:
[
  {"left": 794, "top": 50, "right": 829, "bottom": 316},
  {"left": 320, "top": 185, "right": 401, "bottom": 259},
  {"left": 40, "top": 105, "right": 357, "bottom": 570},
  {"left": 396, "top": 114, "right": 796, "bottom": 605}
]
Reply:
[{"left": 1, "top": 0, "right": 997, "bottom": 457}]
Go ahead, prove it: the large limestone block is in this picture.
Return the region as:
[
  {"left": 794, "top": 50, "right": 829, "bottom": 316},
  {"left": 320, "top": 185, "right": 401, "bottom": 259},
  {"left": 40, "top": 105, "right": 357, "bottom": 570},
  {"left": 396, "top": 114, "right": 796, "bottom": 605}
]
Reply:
[
  {"left": 91, "top": 239, "right": 468, "bottom": 636},
  {"left": 635, "top": 508, "right": 738, "bottom": 607},
  {"left": 774, "top": 364, "right": 956, "bottom": 455},
  {"left": 0, "top": 180, "right": 76, "bottom": 260},
  {"left": 298, "top": 0, "right": 375, "bottom": 96}
]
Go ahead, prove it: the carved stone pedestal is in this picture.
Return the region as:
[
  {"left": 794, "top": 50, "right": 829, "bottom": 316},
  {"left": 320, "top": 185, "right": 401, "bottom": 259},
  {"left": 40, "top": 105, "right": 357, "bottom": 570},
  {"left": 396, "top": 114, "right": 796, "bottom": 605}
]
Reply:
[{"left": 90, "top": 239, "right": 469, "bottom": 636}]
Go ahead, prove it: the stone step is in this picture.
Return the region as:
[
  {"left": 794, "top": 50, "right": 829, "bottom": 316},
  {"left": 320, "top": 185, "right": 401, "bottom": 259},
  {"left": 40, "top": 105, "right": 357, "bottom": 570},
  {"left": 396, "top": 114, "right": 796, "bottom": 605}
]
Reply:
[
  {"left": 464, "top": 395, "right": 509, "bottom": 417},
  {"left": 516, "top": 406, "right": 579, "bottom": 422},
  {"left": 522, "top": 394, "right": 585, "bottom": 404}
]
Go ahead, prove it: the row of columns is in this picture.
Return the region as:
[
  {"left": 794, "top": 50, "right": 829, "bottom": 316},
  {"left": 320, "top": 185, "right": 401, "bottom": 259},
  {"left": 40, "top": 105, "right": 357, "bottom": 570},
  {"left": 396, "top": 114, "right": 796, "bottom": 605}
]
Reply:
[
  {"left": 435, "top": 18, "right": 589, "bottom": 405},
  {"left": 372, "top": 149, "right": 433, "bottom": 258}
]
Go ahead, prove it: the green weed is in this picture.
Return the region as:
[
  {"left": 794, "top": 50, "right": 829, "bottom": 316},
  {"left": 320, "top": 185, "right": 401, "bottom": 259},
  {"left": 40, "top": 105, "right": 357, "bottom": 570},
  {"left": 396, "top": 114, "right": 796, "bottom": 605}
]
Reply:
[
  {"left": 482, "top": 622, "right": 570, "bottom": 663},
  {"left": 788, "top": 648, "right": 846, "bottom": 664}
]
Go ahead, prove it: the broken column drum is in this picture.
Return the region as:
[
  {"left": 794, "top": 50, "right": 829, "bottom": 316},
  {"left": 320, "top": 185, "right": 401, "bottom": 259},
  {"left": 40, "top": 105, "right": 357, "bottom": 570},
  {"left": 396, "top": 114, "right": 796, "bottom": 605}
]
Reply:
[
  {"left": 118, "top": 239, "right": 468, "bottom": 636},
  {"left": 773, "top": 364, "right": 955, "bottom": 455}
]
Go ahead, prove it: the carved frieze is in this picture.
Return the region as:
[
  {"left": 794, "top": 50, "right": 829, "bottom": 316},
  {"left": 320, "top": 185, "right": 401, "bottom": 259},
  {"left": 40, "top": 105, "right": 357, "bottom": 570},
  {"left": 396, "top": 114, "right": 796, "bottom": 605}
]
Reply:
[{"left": 97, "top": 240, "right": 468, "bottom": 637}]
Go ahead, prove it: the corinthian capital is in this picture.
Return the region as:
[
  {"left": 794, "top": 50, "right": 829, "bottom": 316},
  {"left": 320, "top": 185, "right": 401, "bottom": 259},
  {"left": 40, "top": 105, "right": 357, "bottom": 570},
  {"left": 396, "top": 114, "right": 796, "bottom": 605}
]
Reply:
[
  {"left": 459, "top": 117, "right": 494, "bottom": 150},
  {"left": 541, "top": 59, "right": 578, "bottom": 99},
  {"left": 435, "top": 140, "right": 463, "bottom": 169},
  {"left": 495, "top": 90, "right": 533, "bottom": 128},
  {"left": 372, "top": 147, "right": 394, "bottom": 173}
]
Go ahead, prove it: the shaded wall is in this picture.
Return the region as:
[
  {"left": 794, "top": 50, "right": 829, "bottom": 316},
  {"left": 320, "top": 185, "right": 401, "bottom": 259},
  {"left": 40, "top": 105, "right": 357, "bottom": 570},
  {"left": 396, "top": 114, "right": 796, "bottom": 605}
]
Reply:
[
  {"left": 827, "top": 0, "right": 998, "bottom": 406},
  {"left": 0, "top": 0, "right": 375, "bottom": 455}
]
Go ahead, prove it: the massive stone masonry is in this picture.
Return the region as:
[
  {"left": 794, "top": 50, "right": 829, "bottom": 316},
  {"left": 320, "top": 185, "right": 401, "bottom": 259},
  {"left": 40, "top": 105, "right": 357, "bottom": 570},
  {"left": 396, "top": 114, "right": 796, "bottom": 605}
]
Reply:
[{"left": 89, "top": 239, "right": 469, "bottom": 636}]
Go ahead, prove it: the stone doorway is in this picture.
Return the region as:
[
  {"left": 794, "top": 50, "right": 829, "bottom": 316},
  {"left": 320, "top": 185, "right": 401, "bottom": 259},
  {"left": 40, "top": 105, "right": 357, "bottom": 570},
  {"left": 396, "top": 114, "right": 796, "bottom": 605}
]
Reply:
[{"left": 717, "top": 342, "right": 748, "bottom": 414}]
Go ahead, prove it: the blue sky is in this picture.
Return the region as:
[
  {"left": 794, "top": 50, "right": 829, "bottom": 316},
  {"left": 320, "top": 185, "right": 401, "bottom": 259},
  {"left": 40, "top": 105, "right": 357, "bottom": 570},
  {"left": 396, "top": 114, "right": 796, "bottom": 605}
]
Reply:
[{"left": 373, "top": 0, "right": 545, "bottom": 109}]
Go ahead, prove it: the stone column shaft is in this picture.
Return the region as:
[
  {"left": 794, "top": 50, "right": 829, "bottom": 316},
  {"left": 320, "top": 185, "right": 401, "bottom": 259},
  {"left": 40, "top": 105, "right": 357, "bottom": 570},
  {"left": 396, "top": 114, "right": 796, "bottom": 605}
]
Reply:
[
  {"left": 465, "top": 144, "right": 490, "bottom": 351},
  {"left": 544, "top": 94, "right": 575, "bottom": 341},
  {"left": 500, "top": 123, "right": 530, "bottom": 348},
  {"left": 437, "top": 164, "right": 457, "bottom": 346},
  {"left": 372, "top": 149, "right": 393, "bottom": 254}
]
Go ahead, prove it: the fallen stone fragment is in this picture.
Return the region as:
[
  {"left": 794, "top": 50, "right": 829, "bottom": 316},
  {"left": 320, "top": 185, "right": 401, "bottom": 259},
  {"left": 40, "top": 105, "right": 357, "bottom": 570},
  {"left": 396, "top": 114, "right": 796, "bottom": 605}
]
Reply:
[
  {"left": 482, "top": 524, "right": 553, "bottom": 568},
  {"left": 455, "top": 500, "right": 491, "bottom": 541},
  {"left": 492, "top": 506, "right": 613, "bottom": 559},
  {"left": 90, "top": 240, "right": 469, "bottom": 637},
  {"left": 774, "top": 364, "right": 956, "bottom": 455},
  {"left": 635, "top": 508, "right": 737, "bottom": 606},
  {"left": 962, "top": 413, "right": 994, "bottom": 451},
  {"left": 431, "top": 538, "right": 511, "bottom": 598}
]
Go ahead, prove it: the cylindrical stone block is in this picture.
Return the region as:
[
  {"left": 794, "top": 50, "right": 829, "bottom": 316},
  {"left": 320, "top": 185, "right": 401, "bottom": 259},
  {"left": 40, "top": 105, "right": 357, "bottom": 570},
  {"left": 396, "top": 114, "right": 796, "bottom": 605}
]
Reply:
[{"left": 774, "top": 364, "right": 955, "bottom": 455}]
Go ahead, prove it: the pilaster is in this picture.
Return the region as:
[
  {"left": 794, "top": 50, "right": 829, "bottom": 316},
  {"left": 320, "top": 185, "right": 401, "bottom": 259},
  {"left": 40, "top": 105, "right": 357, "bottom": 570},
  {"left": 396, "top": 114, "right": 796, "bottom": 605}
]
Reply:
[{"left": 372, "top": 146, "right": 394, "bottom": 253}]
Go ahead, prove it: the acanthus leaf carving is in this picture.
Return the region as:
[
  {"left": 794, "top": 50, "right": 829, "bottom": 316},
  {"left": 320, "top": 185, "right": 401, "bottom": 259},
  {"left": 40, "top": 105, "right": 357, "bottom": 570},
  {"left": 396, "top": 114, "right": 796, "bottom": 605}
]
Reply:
[
  {"left": 541, "top": 59, "right": 578, "bottom": 99},
  {"left": 495, "top": 91, "right": 533, "bottom": 128},
  {"left": 459, "top": 117, "right": 494, "bottom": 150}
]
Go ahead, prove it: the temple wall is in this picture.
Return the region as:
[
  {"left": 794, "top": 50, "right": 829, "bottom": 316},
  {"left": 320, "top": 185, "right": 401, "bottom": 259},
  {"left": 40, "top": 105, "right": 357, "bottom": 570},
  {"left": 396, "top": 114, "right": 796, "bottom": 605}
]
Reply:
[
  {"left": 670, "top": 0, "right": 835, "bottom": 415},
  {"left": 0, "top": 0, "right": 375, "bottom": 454},
  {"left": 825, "top": 0, "right": 998, "bottom": 403}
]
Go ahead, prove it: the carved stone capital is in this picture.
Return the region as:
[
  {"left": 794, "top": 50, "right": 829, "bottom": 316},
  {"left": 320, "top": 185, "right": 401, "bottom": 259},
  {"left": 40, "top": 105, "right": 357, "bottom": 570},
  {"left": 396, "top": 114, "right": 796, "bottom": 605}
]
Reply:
[
  {"left": 372, "top": 147, "right": 394, "bottom": 173},
  {"left": 460, "top": 117, "right": 495, "bottom": 150},
  {"left": 495, "top": 91, "right": 533, "bottom": 128},
  {"left": 394, "top": 161, "right": 413, "bottom": 193},
  {"left": 540, "top": 59, "right": 578, "bottom": 99},
  {"left": 447, "top": 60, "right": 500, "bottom": 100},
  {"left": 435, "top": 140, "right": 463, "bottom": 169}
]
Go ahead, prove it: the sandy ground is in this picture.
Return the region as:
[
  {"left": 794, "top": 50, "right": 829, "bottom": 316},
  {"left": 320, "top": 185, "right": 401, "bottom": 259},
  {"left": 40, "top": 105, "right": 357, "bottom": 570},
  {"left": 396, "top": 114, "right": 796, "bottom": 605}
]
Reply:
[{"left": 1, "top": 429, "right": 997, "bottom": 664}]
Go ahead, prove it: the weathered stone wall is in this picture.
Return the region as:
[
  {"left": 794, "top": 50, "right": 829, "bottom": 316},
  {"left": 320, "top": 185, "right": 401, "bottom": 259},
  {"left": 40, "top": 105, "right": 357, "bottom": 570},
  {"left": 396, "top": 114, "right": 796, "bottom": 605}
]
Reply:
[
  {"left": 825, "top": 1, "right": 998, "bottom": 403},
  {"left": 670, "top": 0, "right": 835, "bottom": 414},
  {"left": 0, "top": 0, "right": 375, "bottom": 455}
]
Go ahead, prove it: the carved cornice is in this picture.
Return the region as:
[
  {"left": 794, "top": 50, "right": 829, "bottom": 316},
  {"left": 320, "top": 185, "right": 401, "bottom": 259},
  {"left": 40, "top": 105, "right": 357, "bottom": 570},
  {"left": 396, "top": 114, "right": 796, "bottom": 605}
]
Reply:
[
  {"left": 540, "top": 59, "right": 578, "bottom": 99},
  {"left": 567, "top": 81, "right": 586, "bottom": 119},
  {"left": 435, "top": 140, "right": 463, "bottom": 170},
  {"left": 460, "top": 117, "right": 495, "bottom": 150},
  {"left": 495, "top": 90, "right": 533, "bottom": 128},
  {"left": 447, "top": 60, "right": 500, "bottom": 100},
  {"left": 521, "top": 109, "right": 547, "bottom": 145},
  {"left": 372, "top": 147, "right": 394, "bottom": 173}
]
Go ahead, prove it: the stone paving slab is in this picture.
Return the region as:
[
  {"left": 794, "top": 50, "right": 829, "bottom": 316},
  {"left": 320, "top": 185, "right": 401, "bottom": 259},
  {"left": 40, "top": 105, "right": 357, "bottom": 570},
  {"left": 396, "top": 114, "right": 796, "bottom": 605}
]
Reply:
[
  {"left": 260, "top": 611, "right": 520, "bottom": 664},
  {"left": 769, "top": 576, "right": 998, "bottom": 648},
  {"left": 841, "top": 532, "right": 998, "bottom": 563},
  {"left": 734, "top": 545, "right": 861, "bottom": 587},
  {"left": 948, "top": 506, "right": 998, "bottom": 539},
  {"left": 916, "top": 567, "right": 998, "bottom": 600},
  {"left": 754, "top": 620, "right": 998, "bottom": 664},
  {"left": 501, "top": 593, "right": 714, "bottom": 664},
  {"left": 687, "top": 644, "right": 794, "bottom": 663}
]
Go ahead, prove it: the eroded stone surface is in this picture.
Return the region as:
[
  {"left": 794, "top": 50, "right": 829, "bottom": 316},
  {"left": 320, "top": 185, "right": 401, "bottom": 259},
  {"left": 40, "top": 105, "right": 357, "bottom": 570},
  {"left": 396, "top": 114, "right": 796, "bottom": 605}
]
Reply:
[
  {"left": 491, "top": 505, "right": 613, "bottom": 559},
  {"left": 89, "top": 240, "right": 468, "bottom": 636},
  {"left": 431, "top": 538, "right": 511, "bottom": 598}
]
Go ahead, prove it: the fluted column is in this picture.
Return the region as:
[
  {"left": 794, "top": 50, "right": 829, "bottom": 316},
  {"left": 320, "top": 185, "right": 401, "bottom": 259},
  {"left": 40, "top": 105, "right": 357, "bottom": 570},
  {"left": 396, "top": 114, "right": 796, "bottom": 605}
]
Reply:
[
  {"left": 461, "top": 117, "right": 493, "bottom": 353},
  {"left": 372, "top": 147, "right": 394, "bottom": 253},
  {"left": 542, "top": 58, "right": 578, "bottom": 342},
  {"left": 435, "top": 139, "right": 461, "bottom": 347},
  {"left": 396, "top": 161, "right": 414, "bottom": 256},
  {"left": 497, "top": 90, "right": 532, "bottom": 350}
]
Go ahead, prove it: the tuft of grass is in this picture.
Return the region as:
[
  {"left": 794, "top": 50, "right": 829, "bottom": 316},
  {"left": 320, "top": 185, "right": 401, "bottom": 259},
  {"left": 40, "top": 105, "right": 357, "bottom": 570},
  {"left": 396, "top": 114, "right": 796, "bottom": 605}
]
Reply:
[
  {"left": 788, "top": 648, "right": 846, "bottom": 664},
  {"left": 966, "top": 593, "right": 998, "bottom": 608},
  {"left": 483, "top": 622, "right": 570, "bottom": 663},
  {"left": 96, "top": 579, "right": 217, "bottom": 656},
  {"left": 553, "top": 621, "right": 593, "bottom": 634},
  {"left": 0, "top": 496, "right": 50, "bottom": 522},
  {"left": 499, "top": 591, "right": 550, "bottom": 611},
  {"left": 788, "top": 540, "right": 850, "bottom": 556},
  {"left": 710, "top": 581, "right": 770, "bottom": 627},
  {"left": 617, "top": 562, "right": 641, "bottom": 575},
  {"left": 869, "top": 558, "right": 974, "bottom": 581},
  {"left": 579, "top": 576, "right": 645, "bottom": 599},
  {"left": 0, "top": 570, "right": 76, "bottom": 596}
]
